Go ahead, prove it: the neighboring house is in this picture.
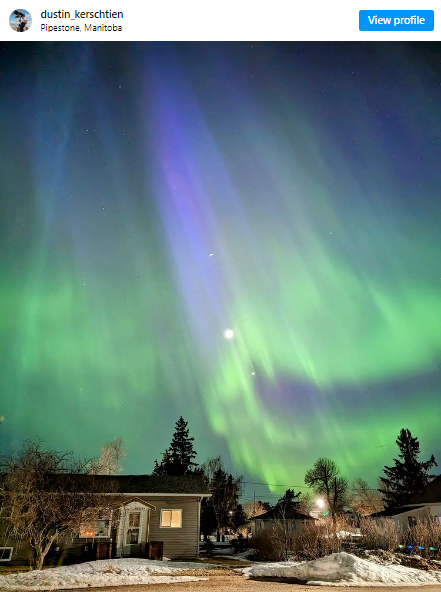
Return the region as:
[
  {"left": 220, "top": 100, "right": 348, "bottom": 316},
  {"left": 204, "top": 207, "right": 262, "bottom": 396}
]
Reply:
[
  {"left": 0, "top": 475, "right": 210, "bottom": 565},
  {"left": 370, "top": 475, "right": 441, "bottom": 527},
  {"left": 249, "top": 506, "right": 315, "bottom": 536}
]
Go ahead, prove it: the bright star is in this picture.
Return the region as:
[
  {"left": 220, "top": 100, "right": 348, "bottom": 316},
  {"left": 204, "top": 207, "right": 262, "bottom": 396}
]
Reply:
[{"left": 223, "top": 328, "right": 234, "bottom": 340}]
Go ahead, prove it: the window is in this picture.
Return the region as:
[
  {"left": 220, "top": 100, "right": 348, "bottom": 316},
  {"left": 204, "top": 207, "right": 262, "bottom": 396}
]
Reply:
[
  {"left": 125, "top": 511, "right": 141, "bottom": 544},
  {"left": 408, "top": 516, "right": 417, "bottom": 527},
  {"left": 80, "top": 509, "right": 112, "bottom": 538},
  {"left": 160, "top": 509, "right": 182, "bottom": 528},
  {"left": 0, "top": 548, "right": 13, "bottom": 562}
]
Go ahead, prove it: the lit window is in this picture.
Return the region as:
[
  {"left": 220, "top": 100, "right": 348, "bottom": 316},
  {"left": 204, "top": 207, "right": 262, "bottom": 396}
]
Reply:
[
  {"left": 126, "top": 512, "right": 141, "bottom": 544},
  {"left": 160, "top": 509, "right": 182, "bottom": 528},
  {"left": 80, "top": 509, "right": 112, "bottom": 538}
]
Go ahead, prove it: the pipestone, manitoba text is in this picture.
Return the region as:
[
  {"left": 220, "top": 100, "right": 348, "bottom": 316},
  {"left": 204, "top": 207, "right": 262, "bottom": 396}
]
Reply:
[
  {"left": 41, "top": 24, "right": 123, "bottom": 31},
  {"left": 40, "top": 10, "right": 124, "bottom": 18}
]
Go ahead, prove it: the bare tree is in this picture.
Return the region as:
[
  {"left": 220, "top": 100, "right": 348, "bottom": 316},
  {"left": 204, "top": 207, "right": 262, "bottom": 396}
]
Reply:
[
  {"left": 248, "top": 501, "right": 269, "bottom": 518},
  {"left": 305, "top": 458, "right": 348, "bottom": 525},
  {"left": 88, "top": 437, "right": 126, "bottom": 475},
  {"left": 297, "top": 491, "right": 314, "bottom": 516},
  {"left": 0, "top": 440, "right": 116, "bottom": 570},
  {"left": 350, "top": 478, "right": 384, "bottom": 516},
  {"left": 274, "top": 490, "right": 300, "bottom": 561}
]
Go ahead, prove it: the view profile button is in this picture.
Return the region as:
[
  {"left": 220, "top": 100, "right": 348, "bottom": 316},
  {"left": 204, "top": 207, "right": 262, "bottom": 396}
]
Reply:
[{"left": 359, "top": 10, "right": 434, "bottom": 31}]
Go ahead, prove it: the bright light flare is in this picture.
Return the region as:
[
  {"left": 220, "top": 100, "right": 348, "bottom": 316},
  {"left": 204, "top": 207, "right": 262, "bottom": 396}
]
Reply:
[
  {"left": 223, "top": 328, "right": 234, "bottom": 340},
  {"left": 316, "top": 498, "right": 325, "bottom": 508}
]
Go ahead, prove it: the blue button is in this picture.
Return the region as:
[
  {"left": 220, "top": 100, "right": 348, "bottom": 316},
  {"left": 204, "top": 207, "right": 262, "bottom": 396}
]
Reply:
[{"left": 359, "top": 10, "right": 434, "bottom": 31}]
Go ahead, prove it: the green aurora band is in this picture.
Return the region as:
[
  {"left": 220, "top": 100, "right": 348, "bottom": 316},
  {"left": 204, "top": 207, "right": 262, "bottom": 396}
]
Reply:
[{"left": 1, "top": 43, "right": 440, "bottom": 493}]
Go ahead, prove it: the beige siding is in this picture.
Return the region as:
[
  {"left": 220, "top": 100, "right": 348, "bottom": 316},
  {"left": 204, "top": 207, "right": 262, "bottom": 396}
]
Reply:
[
  {"left": 392, "top": 504, "right": 441, "bottom": 527},
  {"left": 138, "top": 496, "right": 200, "bottom": 559},
  {"left": 0, "top": 495, "right": 203, "bottom": 565}
]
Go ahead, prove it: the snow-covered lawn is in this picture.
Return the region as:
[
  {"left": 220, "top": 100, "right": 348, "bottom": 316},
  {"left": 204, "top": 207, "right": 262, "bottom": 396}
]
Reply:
[
  {"left": 0, "top": 558, "right": 213, "bottom": 590},
  {"left": 240, "top": 552, "right": 441, "bottom": 586},
  {"left": 3, "top": 553, "right": 441, "bottom": 590}
]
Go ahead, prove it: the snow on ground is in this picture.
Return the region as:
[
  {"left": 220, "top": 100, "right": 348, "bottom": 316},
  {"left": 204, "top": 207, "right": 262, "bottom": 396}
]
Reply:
[
  {"left": 0, "top": 558, "right": 213, "bottom": 590},
  {"left": 240, "top": 552, "right": 441, "bottom": 586}
]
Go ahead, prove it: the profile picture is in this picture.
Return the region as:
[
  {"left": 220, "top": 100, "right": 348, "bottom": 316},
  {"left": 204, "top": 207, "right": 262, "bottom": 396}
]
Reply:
[{"left": 9, "top": 9, "right": 32, "bottom": 32}]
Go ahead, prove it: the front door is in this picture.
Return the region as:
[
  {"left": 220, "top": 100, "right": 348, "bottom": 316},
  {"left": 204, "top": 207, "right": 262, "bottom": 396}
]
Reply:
[{"left": 117, "top": 503, "right": 150, "bottom": 557}]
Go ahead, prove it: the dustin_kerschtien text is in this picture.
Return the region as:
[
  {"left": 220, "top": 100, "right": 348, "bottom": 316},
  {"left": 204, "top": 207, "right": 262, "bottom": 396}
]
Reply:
[{"left": 41, "top": 10, "right": 123, "bottom": 32}]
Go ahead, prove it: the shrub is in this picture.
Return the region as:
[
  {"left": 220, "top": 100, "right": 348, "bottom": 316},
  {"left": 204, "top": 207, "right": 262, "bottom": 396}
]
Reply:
[
  {"left": 291, "top": 518, "right": 352, "bottom": 560},
  {"left": 404, "top": 517, "right": 441, "bottom": 558},
  {"left": 359, "top": 517, "right": 402, "bottom": 551},
  {"left": 250, "top": 529, "right": 284, "bottom": 561},
  {"left": 251, "top": 517, "right": 355, "bottom": 561}
]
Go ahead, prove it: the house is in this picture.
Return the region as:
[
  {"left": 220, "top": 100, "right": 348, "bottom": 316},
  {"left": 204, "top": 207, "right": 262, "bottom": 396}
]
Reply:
[
  {"left": 0, "top": 475, "right": 210, "bottom": 566},
  {"left": 370, "top": 475, "right": 441, "bottom": 527},
  {"left": 249, "top": 506, "right": 315, "bottom": 536}
]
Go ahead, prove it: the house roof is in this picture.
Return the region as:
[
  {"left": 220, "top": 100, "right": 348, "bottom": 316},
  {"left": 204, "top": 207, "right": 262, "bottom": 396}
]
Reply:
[
  {"left": 47, "top": 474, "right": 210, "bottom": 496},
  {"left": 405, "top": 475, "right": 441, "bottom": 506},
  {"left": 369, "top": 505, "right": 424, "bottom": 518},
  {"left": 249, "top": 506, "right": 315, "bottom": 521}
]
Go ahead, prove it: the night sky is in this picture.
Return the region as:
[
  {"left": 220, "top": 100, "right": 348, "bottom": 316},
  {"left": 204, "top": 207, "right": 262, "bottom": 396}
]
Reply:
[{"left": 1, "top": 42, "right": 440, "bottom": 501}]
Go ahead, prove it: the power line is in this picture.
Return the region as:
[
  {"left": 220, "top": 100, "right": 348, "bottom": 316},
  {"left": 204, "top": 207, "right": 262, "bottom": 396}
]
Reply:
[{"left": 242, "top": 481, "right": 380, "bottom": 491}]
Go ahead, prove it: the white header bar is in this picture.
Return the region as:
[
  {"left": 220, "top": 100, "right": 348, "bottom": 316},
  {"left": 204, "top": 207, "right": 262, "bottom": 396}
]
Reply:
[{"left": 2, "top": 1, "right": 439, "bottom": 41}]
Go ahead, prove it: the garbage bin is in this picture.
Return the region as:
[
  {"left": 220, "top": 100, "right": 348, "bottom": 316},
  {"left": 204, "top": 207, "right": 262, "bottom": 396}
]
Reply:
[
  {"left": 96, "top": 541, "right": 112, "bottom": 559},
  {"left": 147, "top": 541, "right": 164, "bottom": 560}
]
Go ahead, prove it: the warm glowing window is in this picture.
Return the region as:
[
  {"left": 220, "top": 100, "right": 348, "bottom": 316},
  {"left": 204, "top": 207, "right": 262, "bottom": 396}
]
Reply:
[
  {"left": 80, "top": 509, "right": 112, "bottom": 538},
  {"left": 160, "top": 509, "right": 182, "bottom": 528}
]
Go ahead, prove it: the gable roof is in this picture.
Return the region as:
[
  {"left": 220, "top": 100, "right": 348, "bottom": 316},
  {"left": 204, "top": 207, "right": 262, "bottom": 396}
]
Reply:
[
  {"left": 249, "top": 506, "right": 315, "bottom": 521},
  {"left": 405, "top": 475, "right": 441, "bottom": 506},
  {"left": 46, "top": 474, "right": 210, "bottom": 496},
  {"left": 120, "top": 497, "right": 157, "bottom": 510}
]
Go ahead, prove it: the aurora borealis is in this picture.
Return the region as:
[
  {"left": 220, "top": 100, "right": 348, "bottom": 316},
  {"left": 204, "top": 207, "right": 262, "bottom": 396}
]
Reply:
[{"left": 1, "top": 42, "right": 440, "bottom": 498}]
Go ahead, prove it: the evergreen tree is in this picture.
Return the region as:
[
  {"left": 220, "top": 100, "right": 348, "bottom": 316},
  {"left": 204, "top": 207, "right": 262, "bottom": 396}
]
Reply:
[
  {"left": 379, "top": 428, "right": 437, "bottom": 508},
  {"left": 152, "top": 417, "right": 197, "bottom": 476},
  {"left": 233, "top": 504, "right": 249, "bottom": 531},
  {"left": 168, "top": 416, "right": 197, "bottom": 475},
  {"left": 258, "top": 500, "right": 273, "bottom": 512},
  {"left": 199, "top": 457, "right": 242, "bottom": 540},
  {"left": 275, "top": 488, "right": 301, "bottom": 512},
  {"left": 152, "top": 451, "right": 172, "bottom": 476},
  {"left": 200, "top": 500, "right": 218, "bottom": 541}
]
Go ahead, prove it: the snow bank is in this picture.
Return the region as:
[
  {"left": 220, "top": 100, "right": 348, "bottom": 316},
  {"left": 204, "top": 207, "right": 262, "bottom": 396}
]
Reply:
[
  {"left": 241, "top": 552, "right": 441, "bottom": 586},
  {"left": 0, "top": 558, "right": 212, "bottom": 590}
]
